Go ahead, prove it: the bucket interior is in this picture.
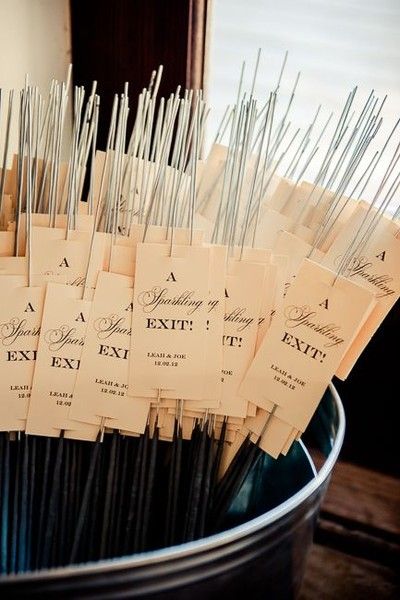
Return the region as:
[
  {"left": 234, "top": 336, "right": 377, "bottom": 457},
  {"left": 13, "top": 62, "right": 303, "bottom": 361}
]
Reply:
[
  {"left": 0, "top": 385, "right": 342, "bottom": 585},
  {"left": 224, "top": 385, "right": 338, "bottom": 529}
]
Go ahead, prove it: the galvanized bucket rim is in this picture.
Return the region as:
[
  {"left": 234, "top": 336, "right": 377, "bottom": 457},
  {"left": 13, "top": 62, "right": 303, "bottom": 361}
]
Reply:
[{"left": 1, "top": 383, "right": 345, "bottom": 583}]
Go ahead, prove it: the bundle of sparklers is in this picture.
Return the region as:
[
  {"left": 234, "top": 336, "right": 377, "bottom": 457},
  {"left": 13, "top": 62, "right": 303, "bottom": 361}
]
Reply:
[{"left": 0, "top": 55, "right": 399, "bottom": 573}]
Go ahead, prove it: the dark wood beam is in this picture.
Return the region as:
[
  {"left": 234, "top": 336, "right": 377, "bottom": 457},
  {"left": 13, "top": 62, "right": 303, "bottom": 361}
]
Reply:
[{"left": 70, "top": 0, "right": 210, "bottom": 148}]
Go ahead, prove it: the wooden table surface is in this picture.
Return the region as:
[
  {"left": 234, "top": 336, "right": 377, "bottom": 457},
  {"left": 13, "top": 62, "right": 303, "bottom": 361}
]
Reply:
[{"left": 300, "top": 460, "right": 400, "bottom": 599}]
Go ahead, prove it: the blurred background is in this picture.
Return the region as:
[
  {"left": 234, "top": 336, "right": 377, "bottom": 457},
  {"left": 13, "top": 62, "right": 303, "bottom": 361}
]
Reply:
[{"left": 207, "top": 0, "right": 400, "bottom": 205}]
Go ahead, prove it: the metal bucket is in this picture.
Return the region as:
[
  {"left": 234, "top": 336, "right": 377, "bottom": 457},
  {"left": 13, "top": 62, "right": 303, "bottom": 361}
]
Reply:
[{"left": 0, "top": 384, "right": 345, "bottom": 599}]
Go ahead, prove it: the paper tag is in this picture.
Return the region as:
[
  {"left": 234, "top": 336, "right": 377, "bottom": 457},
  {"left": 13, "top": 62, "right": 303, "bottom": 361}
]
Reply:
[
  {"left": 91, "top": 150, "right": 107, "bottom": 213},
  {"left": 0, "top": 191, "right": 10, "bottom": 229},
  {"left": 212, "top": 257, "right": 266, "bottom": 418},
  {"left": 267, "top": 178, "right": 295, "bottom": 214},
  {"left": 71, "top": 271, "right": 150, "bottom": 433},
  {"left": 240, "top": 259, "right": 376, "bottom": 431},
  {"left": 314, "top": 195, "right": 359, "bottom": 254},
  {"left": 110, "top": 227, "right": 146, "bottom": 277},
  {"left": 5, "top": 155, "right": 18, "bottom": 200},
  {"left": 121, "top": 407, "right": 167, "bottom": 439},
  {"left": 243, "top": 410, "right": 294, "bottom": 459},
  {"left": 218, "top": 434, "right": 242, "bottom": 479},
  {"left": 144, "top": 225, "right": 204, "bottom": 246},
  {"left": 0, "top": 276, "right": 44, "bottom": 431},
  {"left": 0, "top": 231, "right": 15, "bottom": 256},
  {"left": 281, "top": 182, "right": 315, "bottom": 222},
  {"left": 323, "top": 211, "right": 400, "bottom": 378},
  {"left": 13, "top": 213, "right": 93, "bottom": 256},
  {"left": 269, "top": 254, "right": 288, "bottom": 323},
  {"left": 31, "top": 226, "right": 91, "bottom": 284},
  {"left": 169, "top": 244, "right": 227, "bottom": 410},
  {"left": 194, "top": 213, "right": 214, "bottom": 243},
  {"left": 197, "top": 143, "right": 227, "bottom": 218},
  {"left": 291, "top": 223, "right": 316, "bottom": 245},
  {"left": 231, "top": 247, "right": 274, "bottom": 353},
  {"left": 110, "top": 225, "right": 204, "bottom": 277},
  {"left": 299, "top": 182, "right": 335, "bottom": 228},
  {"left": 281, "top": 428, "right": 298, "bottom": 455},
  {"left": 198, "top": 244, "right": 226, "bottom": 407},
  {"left": 254, "top": 207, "right": 292, "bottom": 250},
  {"left": 0, "top": 256, "right": 27, "bottom": 276},
  {"left": 26, "top": 283, "right": 98, "bottom": 440},
  {"left": 84, "top": 232, "right": 110, "bottom": 297},
  {"left": 274, "top": 230, "right": 325, "bottom": 294},
  {"left": 29, "top": 227, "right": 108, "bottom": 297},
  {"left": 0, "top": 166, "right": 16, "bottom": 200},
  {"left": 159, "top": 413, "right": 202, "bottom": 442},
  {"left": 1, "top": 193, "right": 14, "bottom": 231},
  {"left": 129, "top": 242, "right": 211, "bottom": 400},
  {"left": 110, "top": 243, "right": 137, "bottom": 277},
  {"left": 249, "top": 251, "right": 275, "bottom": 351}
]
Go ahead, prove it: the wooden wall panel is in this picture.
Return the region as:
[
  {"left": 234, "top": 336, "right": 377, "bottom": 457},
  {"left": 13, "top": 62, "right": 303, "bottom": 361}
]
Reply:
[{"left": 70, "top": 0, "right": 209, "bottom": 148}]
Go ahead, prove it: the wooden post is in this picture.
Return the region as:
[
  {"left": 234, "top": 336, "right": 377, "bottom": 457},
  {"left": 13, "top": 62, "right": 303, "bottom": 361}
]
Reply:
[{"left": 70, "top": 0, "right": 211, "bottom": 147}]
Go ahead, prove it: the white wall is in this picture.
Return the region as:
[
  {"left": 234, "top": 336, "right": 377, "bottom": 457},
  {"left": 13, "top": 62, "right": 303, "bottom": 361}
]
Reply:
[
  {"left": 207, "top": 0, "right": 400, "bottom": 205},
  {"left": 0, "top": 0, "right": 71, "bottom": 164}
]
